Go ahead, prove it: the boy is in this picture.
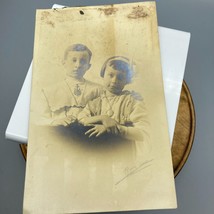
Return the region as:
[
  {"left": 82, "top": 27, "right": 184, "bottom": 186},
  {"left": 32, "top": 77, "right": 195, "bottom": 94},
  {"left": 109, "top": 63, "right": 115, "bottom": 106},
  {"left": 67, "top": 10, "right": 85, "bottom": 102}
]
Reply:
[{"left": 39, "top": 44, "right": 101, "bottom": 126}]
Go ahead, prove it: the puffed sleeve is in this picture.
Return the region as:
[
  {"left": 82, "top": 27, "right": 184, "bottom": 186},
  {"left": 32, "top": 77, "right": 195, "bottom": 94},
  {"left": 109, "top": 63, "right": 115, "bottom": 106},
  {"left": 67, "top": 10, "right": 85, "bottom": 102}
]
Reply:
[
  {"left": 77, "top": 103, "right": 92, "bottom": 122},
  {"left": 30, "top": 89, "right": 54, "bottom": 126},
  {"left": 117, "top": 99, "right": 150, "bottom": 142}
]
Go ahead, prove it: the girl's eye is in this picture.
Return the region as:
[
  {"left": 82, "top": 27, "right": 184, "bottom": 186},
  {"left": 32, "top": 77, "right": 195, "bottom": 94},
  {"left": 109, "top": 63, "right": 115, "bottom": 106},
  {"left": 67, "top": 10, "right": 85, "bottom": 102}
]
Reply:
[
  {"left": 72, "top": 58, "right": 77, "bottom": 62},
  {"left": 117, "top": 74, "right": 125, "bottom": 81},
  {"left": 80, "top": 59, "right": 86, "bottom": 64},
  {"left": 109, "top": 73, "right": 114, "bottom": 78}
]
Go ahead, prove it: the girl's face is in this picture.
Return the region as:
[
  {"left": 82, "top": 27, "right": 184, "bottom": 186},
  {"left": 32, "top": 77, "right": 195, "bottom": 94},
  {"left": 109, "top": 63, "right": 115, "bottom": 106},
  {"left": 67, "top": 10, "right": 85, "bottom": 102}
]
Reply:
[{"left": 103, "top": 66, "right": 127, "bottom": 94}]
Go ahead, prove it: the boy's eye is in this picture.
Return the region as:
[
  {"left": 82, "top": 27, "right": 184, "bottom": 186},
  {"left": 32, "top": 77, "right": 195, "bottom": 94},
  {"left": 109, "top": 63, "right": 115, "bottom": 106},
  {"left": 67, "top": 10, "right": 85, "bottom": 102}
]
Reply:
[{"left": 72, "top": 58, "right": 77, "bottom": 62}]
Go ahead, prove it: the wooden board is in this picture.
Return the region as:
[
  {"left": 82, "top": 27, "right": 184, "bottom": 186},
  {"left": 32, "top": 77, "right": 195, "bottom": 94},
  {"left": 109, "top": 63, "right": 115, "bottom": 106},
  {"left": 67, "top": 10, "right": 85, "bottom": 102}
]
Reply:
[
  {"left": 20, "top": 81, "right": 196, "bottom": 177},
  {"left": 171, "top": 81, "right": 196, "bottom": 177}
]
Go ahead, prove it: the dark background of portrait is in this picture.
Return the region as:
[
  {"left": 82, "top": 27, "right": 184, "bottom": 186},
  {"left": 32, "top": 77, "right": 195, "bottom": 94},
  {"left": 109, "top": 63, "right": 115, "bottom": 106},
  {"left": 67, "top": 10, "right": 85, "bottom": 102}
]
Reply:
[{"left": 0, "top": 0, "right": 213, "bottom": 213}]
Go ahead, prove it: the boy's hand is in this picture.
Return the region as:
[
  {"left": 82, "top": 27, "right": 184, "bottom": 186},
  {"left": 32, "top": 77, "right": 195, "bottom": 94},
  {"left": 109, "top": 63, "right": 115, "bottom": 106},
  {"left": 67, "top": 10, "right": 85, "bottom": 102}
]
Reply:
[{"left": 85, "top": 125, "right": 107, "bottom": 137}]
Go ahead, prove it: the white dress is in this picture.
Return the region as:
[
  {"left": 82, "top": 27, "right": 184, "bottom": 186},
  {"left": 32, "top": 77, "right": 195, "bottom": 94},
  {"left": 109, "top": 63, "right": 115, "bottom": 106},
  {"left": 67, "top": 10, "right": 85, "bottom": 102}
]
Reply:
[{"left": 78, "top": 89, "right": 151, "bottom": 161}]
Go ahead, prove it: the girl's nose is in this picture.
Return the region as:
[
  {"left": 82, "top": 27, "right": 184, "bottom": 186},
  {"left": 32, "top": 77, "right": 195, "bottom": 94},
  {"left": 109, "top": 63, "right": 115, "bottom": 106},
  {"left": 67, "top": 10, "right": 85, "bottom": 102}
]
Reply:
[
  {"left": 112, "top": 76, "right": 118, "bottom": 83},
  {"left": 74, "top": 60, "right": 81, "bottom": 68}
]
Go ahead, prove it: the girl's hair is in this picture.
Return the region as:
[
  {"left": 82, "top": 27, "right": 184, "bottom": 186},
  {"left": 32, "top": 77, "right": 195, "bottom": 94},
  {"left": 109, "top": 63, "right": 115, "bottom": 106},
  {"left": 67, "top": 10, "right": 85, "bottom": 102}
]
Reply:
[{"left": 100, "top": 56, "right": 134, "bottom": 83}]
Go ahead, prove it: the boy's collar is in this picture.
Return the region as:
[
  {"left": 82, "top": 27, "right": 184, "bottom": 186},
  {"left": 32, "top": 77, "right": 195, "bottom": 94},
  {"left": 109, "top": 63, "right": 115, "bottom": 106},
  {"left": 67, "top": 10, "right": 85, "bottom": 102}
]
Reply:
[{"left": 65, "top": 76, "right": 86, "bottom": 84}]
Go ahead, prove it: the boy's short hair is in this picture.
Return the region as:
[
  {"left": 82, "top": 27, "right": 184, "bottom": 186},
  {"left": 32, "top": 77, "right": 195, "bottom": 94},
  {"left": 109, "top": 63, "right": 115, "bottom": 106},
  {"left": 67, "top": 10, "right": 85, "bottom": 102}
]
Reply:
[
  {"left": 100, "top": 56, "right": 134, "bottom": 84},
  {"left": 64, "top": 44, "right": 92, "bottom": 61}
]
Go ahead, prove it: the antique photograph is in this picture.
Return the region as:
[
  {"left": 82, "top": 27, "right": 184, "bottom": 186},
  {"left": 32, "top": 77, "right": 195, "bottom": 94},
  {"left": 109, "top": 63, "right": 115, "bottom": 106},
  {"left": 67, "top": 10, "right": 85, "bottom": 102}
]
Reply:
[
  {"left": 24, "top": 2, "right": 177, "bottom": 213},
  {"left": 39, "top": 43, "right": 149, "bottom": 155}
]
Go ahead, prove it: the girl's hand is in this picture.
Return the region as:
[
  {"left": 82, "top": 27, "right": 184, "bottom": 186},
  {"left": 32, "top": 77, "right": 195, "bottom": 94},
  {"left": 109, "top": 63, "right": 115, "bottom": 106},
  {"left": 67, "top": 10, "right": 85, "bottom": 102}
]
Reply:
[
  {"left": 85, "top": 125, "right": 107, "bottom": 137},
  {"left": 102, "top": 116, "right": 119, "bottom": 134}
]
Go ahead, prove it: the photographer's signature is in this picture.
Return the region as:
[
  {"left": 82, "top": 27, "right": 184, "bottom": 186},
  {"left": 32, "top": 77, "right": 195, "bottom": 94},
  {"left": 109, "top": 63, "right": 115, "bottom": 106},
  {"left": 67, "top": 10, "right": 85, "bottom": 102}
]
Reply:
[{"left": 115, "top": 159, "right": 153, "bottom": 185}]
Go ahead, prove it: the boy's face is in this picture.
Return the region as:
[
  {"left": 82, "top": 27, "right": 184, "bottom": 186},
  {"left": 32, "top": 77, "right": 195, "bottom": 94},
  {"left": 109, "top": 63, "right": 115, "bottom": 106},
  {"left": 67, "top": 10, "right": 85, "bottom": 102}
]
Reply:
[
  {"left": 64, "top": 50, "right": 91, "bottom": 79},
  {"left": 103, "top": 66, "right": 127, "bottom": 94}
]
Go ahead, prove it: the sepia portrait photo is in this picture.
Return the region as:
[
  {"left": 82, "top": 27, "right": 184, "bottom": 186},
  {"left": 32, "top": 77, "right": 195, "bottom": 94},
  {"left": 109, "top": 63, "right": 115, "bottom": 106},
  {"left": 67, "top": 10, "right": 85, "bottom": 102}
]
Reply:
[{"left": 24, "top": 2, "right": 177, "bottom": 213}]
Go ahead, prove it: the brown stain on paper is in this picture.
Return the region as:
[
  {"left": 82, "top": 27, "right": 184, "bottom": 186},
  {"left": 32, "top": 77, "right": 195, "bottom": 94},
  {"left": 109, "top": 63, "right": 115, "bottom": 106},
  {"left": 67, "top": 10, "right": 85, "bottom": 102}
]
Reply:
[
  {"left": 128, "top": 6, "right": 149, "bottom": 19},
  {"left": 41, "top": 11, "right": 51, "bottom": 20},
  {"left": 40, "top": 11, "right": 55, "bottom": 28},
  {"left": 46, "top": 21, "right": 55, "bottom": 28},
  {"left": 99, "top": 6, "right": 118, "bottom": 16}
]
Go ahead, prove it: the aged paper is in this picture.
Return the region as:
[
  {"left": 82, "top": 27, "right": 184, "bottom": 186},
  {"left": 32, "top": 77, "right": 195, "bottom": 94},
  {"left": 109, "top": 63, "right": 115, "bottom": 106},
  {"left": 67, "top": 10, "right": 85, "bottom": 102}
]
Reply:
[{"left": 23, "top": 2, "right": 177, "bottom": 213}]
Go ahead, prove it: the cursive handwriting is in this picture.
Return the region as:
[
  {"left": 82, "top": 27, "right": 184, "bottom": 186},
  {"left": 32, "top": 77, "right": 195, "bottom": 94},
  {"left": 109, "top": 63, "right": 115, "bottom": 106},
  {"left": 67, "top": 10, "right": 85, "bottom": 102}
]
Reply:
[{"left": 115, "top": 159, "right": 153, "bottom": 185}]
